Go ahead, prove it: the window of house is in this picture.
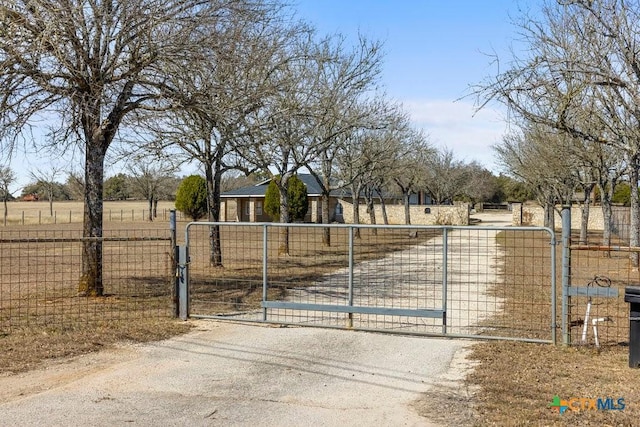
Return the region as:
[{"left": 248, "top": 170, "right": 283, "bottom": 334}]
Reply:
[
  {"left": 256, "top": 201, "right": 263, "bottom": 216},
  {"left": 244, "top": 202, "right": 250, "bottom": 216}
]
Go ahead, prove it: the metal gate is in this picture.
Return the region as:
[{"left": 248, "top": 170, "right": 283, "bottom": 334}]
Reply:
[{"left": 177, "top": 222, "right": 556, "bottom": 343}]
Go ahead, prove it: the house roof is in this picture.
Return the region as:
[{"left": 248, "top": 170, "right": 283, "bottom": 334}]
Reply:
[{"left": 221, "top": 173, "right": 347, "bottom": 198}]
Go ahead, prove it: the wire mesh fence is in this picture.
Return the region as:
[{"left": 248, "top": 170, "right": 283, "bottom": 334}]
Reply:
[
  {"left": 186, "top": 223, "right": 556, "bottom": 342},
  {"left": 0, "top": 225, "right": 175, "bottom": 335},
  {"left": 567, "top": 231, "right": 638, "bottom": 347},
  {"left": 2, "top": 208, "right": 186, "bottom": 226}
]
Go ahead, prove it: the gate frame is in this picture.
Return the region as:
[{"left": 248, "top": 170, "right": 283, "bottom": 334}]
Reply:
[{"left": 178, "top": 221, "right": 557, "bottom": 344}]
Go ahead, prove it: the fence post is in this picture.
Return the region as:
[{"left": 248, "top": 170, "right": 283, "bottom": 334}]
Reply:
[
  {"left": 442, "top": 227, "right": 449, "bottom": 335},
  {"left": 176, "top": 244, "right": 189, "bottom": 320},
  {"left": 169, "top": 210, "right": 179, "bottom": 318},
  {"left": 262, "top": 225, "right": 268, "bottom": 321},
  {"left": 561, "top": 205, "right": 572, "bottom": 345},
  {"left": 347, "top": 226, "right": 355, "bottom": 328}
]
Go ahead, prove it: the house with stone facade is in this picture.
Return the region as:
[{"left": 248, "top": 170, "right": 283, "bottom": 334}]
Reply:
[
  {"left": 219, "top": 174, "right": 347, "bottom": 223},
  {"left": 219, "top": 173, "right": 469, "bottom": 225}
]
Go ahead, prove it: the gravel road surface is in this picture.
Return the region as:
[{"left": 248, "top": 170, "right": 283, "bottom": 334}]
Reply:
[{"left": 0, "top": 321, "right": 468, "bottom": 426}]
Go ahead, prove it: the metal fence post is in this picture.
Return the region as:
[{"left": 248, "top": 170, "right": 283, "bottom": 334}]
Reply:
[
  {"left": 176, "top": 244, "right": 189, "bottom": 320},
  {"left": 170, "top": 210, "right": 178, "bottom": 317},
  {"left": 561, "top": 206, "right": 572, "bottom": 345},
  {"left": 262, "top": 225, "right": 268, "bottom": 322},
  {"left": 442, "top": 227, "right": 449, "bottom": 335},
  {"left": 347, "top": 226, "right": 355, "bottom": 328}
]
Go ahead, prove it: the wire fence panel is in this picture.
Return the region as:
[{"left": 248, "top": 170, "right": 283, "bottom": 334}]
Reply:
[
  {"left": 186, "top": 223, "right": 556, "bottom": 342},
  {"left": 0, "top": 226, "right": 175, "bottom": 334},
  {"left": 568, "top": 239, "right": 639, "bottom": 347}
]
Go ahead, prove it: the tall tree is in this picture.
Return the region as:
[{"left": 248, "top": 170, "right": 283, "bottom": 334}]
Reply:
[
  {"left": 133, "top": 3, "right": 302, "bottom": 264},
  {"left": 240, "top": 32, "right": 325, "bottom": 254},
  {"left": 29, "top": 166, "right": 65, "bottom": 216},
  {"left": 0, "top": 0, "right": 251, "bottom": 295},
  {"left": 390, "top": 129, "right": 433, "bottom": 225},
  {"left": 424, "top": 147, "right": 469, "bottom": 205},
  {"left": 0, "top": 166, "right": 15, "bottom": 225},
  {"left": 127, "top": 157, "right": 177, "bottom": 221},
  {"left": 303, "top": 35, "right": 384, "bottom": 246},
  {"left": 476, "top": 0, "right": 640, "bottom": 262}
]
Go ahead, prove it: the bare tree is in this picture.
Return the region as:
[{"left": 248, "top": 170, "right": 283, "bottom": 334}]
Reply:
[
  {"left": 462, "top": 162, "right": 498, "bottom": 210},
  {"left": 475, "top": 0, "right": 640, "bottom": 262},
  {"left": 127, "top": 157, "right": 177, "bottom": 221},
  {"left": 495, "top": 125, "right": 580, "bottom": 229},
  {"left": 0, "top": 166, "right": 15, "bottom": 225},
  {"left": 133, "top": 4, "right": 303, "bottom": 264},
  {"left": 29, "top": 166, "right": 64, "bottom": 217},
  {"left": 423, "top": 147, "right": 469, "bottom": 205},
  {"left": 302, "top": 34, "right": 385, "bottom": 246},
  {"left": 390, "top": 129, "right": 433, "bottom": 226},
  {"left": 240, "top": 32, "right": 336, "bottom": 254},
  {"left": 0, "top": 0, "right": 254, "bottom": 295}
]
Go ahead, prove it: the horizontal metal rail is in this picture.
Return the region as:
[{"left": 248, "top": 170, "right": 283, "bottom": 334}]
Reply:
[
  {"left": 570, "top": 244, "right": 640, "bottom": 253},
  {"left": 261, "top": 301, "right": 445, "bottom": 318},
  {"left": 0, "top": 236, "right": 171, "bottom": 243}
]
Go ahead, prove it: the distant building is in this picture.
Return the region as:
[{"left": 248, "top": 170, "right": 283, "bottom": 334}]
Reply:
[{"left": 220, "top": 174, "right": 347, "bottom": 223}]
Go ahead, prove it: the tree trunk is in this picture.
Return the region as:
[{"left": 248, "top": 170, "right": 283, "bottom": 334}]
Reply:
[
  {"left": 205, "top": 161, "right": 223, "bottom": 266},
  {"left": 153, "top": 198, "right": 158, "bottom": 218},
  {"left": 403, "top": 191, "right": 411, "bottom": 225},
  {"left": 375, "top": 188, "right": 389, "bottom": 225},
  {"left": 78, "top": 145, "right": 106, "bottom": 297},
  {"left": 278, "top": 195, "right": 290, "bottom": 255},
  {"left": 49, "top": 190, "right": 54, "bottom": 217},
  {"left": 630, "top": 157, "right": 639, "bottom": 268},
  {"left": 350, "top": 182, "right": 362, "bottom": 239},
  {"left": 278, "top": 174, "right": 291, "bottom": 255},
  {"left": 543, "top": 200, "right": 555, "bottom": 230},
  {"left": 600, "top": 180, "right": 616, "bottom": 253},
  {"left": 148, "top": 197, "right": 153, "bottom": 221},
  {"left": 3, "top": 196, "right": 7, "bottom": 226},
  {"left": 321, "top": 190, "right": 331, "bottom": 246},
  {"left": 365, "top": 188, "right": 377, "bottom": 235},
  {"left": 579, "top": 184, "right": 593, "bottom": 245}
]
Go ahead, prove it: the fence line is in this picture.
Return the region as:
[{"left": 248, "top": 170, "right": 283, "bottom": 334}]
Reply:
[
  {"left": 0, "top": 226, "right": 175, "bottom": 334},
  {"left": 562, "top": 206, "right": 636, "bottom": 346},
  {"left": 2, "top": 208, "right": 185, "bottom": 226}
]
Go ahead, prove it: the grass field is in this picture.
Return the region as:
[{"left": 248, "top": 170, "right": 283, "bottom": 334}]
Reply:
[{"left": 1, "top": 200, "right": 181, "bottom": 225}]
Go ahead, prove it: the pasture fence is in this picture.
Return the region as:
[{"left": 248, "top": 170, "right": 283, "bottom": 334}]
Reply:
[
  {"left": 1, "top": 205, "right": 637, "bottom": 350},
  {"left": 2, "top": 208, "right": 185, "bottom": 226},
  {"left": 0, "top": 225, "right": 175, "bottom": 334},
  {"left": 563, "top": 207, "right": 640, "bottom": 347}
]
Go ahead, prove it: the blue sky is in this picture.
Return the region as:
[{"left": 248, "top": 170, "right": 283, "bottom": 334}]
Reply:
[
  {"left": 5, "top": 1, "right": 524, "bottom": 191},
  {"left": 295, "top": 0, "right": 522, "bottom": 170}
]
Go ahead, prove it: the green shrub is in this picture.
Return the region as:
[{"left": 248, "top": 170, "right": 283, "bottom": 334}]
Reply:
[
  {"left": 263, "top": 175, "right": 309, "bottom": 222},
  {"left": 175, "top": 175, "right": 208, "bottom": 221},
  {"left": 264, "top": 179, "right": 280, "bottom": 221},
  {"left": 288, "top": 175, "right": 308, "bottom": 221}
]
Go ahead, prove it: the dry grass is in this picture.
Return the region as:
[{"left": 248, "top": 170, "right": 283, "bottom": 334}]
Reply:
[
  {"left": 2, "top": 200, "right": 179, "bottom": 225},
  {"left": 461, "top": 230, "right": 640, "bottom": 426},
  {"left": 1, "top": 216, "right": 191, "bottom": 374}
]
